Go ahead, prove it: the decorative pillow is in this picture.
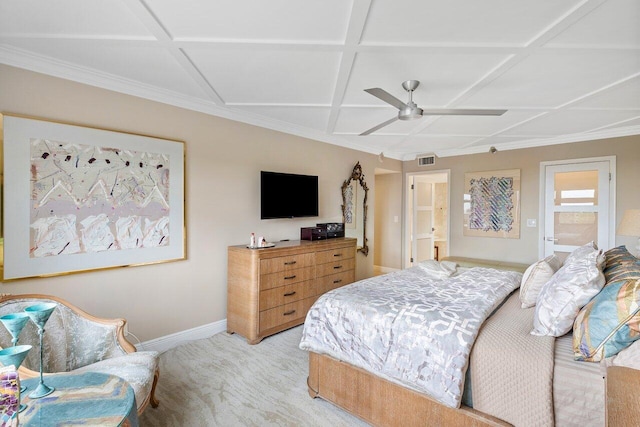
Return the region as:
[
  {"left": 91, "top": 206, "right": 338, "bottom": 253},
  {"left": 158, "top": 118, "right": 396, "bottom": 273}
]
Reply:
[
  {"left": 564, "top": 241, "right": 598, "bottom": 265},
  {"left": 417, "top": 260, "right": 457, "bottom": 279},
  {"left": 573, "top": 277, "right": 640, "bottom": 361},
  {"left": 531, "top": 246, "right": 605, "bottom": 337},
  {"left": 602, "top": 333, "right": 640, "bottom": 370},
  {"left": 519, "top": 254, "right": 561, "bottom": 308},
  {"left": 602, "top": 245, "right": 640, "bottom": 283}
]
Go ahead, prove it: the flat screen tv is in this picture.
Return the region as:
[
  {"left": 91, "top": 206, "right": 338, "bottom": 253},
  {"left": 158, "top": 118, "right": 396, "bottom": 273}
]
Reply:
[{"left": 261, "top": 171, "right": 319, "bottom": 219}]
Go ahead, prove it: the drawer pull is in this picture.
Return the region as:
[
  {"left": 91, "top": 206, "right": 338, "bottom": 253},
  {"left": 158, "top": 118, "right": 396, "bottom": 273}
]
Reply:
[
  {"left": 333, "top": 265, "right": 343, "bottom": 270},
  {"left": 284, "top": 291, "right": 296, "bottom": 297},
  {"left": 333, "top": 279, "right": 342, "bottom": 284},
  {"left": 284, "top": 275, "right": 297, "bottom": 280},
  {"left": 284, "top": 261, "right": 297, "bottom": 265},
  {"left": 283, "top": 310, "right": 296, "bottom": 316},
  {"left": 333, "top": 253, "right": 342, "bottom": 257}
]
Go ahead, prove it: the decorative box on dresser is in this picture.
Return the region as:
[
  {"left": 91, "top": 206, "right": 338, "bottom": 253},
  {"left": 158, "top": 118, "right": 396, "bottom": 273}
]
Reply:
[{"left": 227, "top": 238, "right": 357, "bottom": 344}]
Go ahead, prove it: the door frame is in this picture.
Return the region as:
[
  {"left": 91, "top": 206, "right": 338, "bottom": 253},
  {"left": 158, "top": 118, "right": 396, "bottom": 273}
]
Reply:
[
  {"left": 404, "top": 169, "right": 451, "bottom": 269},
  {"left": 538, "top": 156, "right": 616, "bottom": 259}
]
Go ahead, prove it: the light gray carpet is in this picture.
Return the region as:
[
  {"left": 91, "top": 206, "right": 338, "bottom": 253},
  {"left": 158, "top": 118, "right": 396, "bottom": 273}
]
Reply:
[{"left": 138, "top": 326, "right": 369, "bottom": 426}]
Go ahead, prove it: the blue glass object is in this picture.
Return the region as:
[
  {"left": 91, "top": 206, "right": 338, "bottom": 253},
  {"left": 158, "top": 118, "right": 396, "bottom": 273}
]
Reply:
[
  {"left": 0, "top": 313, "right": 30, "bottom": 347},
  {"left": 24, "top": 303, "right": 57, "bottom": 399}
]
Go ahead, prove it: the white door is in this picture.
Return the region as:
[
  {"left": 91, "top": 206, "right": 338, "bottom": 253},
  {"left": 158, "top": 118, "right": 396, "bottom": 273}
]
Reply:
[
  {"left": 411, "top": 176, "right": 435, "bottom": 264},
  {"left": 542, "top": 160, "right": 613, "bottom": 258}
]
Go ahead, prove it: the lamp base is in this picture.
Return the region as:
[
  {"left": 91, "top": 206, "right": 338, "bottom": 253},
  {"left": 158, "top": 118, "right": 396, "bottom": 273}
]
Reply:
[{"left": 29, "top": 382, "right": 54, "bottom": 399}]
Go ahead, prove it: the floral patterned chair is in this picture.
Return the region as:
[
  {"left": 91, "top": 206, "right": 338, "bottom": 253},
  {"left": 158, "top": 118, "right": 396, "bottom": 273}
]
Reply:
[{"left": 0, "top": 294, "right": 159, "bottom": 415}]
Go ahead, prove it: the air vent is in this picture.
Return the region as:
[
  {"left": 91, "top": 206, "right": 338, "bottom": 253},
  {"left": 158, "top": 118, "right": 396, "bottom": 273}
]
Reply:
[{"left": 417, "top": 155, "right": 435, "bottom": 166}]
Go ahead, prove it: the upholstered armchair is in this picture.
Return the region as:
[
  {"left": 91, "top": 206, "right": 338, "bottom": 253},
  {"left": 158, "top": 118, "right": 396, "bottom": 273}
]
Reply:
[{"left": 0, "top": 294, "right": 159, "bottom": 415}]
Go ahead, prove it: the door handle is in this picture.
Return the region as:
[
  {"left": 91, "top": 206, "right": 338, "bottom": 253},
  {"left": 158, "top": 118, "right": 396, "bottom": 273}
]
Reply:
[{"left": 545, "top": 237, "right": 558, "bottom": 242}]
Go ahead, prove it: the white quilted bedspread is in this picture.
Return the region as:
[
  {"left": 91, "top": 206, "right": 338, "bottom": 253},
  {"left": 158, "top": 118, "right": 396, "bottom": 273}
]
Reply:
[{"left": 299, "top": 266, "right": 521, "bottom": 408}]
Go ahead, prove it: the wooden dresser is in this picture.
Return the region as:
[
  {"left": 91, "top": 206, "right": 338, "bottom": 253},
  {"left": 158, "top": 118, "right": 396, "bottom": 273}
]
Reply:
[{"left": 227, "top": 238, "right": 356, "bottom": 344}]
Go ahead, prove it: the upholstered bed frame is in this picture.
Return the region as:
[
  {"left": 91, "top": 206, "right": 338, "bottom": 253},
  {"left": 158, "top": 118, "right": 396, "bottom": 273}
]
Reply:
[{"left": 305, "top": 257, "right": 640, "bottom": 427}]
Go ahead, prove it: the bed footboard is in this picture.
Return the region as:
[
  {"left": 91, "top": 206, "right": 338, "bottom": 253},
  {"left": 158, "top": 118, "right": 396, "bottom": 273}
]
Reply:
[
  {"left": 308, "top": 352, "right": 511, "bottom": 427},
  {"left": 606, "top": 366, "right": 640, "bottom": 426}
]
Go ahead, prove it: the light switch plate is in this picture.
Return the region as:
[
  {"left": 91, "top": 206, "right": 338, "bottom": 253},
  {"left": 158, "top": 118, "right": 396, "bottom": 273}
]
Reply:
[{"left": 526, "top": 219, "right": 537, "bottom": 227}]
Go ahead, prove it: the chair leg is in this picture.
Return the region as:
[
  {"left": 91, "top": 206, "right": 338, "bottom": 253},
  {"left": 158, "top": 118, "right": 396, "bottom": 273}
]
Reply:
[{"left": 150, "top": 369, "right": 160, "bottom": 408}]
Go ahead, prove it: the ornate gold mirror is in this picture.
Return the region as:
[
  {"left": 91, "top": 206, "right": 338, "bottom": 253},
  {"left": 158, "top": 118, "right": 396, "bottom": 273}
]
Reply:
[{"left": 342, "top": 162, "right": 369, "bottom": 256}]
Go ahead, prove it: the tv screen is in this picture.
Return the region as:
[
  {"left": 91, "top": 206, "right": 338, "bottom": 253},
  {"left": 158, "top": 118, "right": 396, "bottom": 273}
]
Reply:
[{"left": 261, "top": 171, "right": 319, "bottom": 219}]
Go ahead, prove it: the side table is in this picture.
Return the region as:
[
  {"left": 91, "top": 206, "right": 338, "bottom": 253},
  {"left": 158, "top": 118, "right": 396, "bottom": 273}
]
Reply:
[{"left": 19, "top": 371, "right": 137, "bottom": 426}]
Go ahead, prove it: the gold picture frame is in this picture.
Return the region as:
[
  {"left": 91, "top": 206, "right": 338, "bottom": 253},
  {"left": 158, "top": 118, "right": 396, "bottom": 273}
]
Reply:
[{"left": 1, "top": 114, "right": 186, "bottom": 281}]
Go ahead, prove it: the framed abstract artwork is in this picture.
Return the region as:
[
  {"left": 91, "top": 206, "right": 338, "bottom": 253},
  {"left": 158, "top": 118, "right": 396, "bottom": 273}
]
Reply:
[
  {"left": 1, "top": 115, "right": 186, "bottom": 281},
  {"left": 463, "top": 169, "right": 520, "bottom": 239}
]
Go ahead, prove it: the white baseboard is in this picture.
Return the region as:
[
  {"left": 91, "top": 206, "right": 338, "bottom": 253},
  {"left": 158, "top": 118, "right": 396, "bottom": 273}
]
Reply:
[{"left": 134, "top": 318, "right": 227, "bottom": 353}]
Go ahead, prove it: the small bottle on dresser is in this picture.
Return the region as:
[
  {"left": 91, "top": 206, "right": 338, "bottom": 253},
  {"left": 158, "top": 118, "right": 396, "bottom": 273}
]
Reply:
[{"left": 250, "top": 233, "right": 256, "bottom": 248}]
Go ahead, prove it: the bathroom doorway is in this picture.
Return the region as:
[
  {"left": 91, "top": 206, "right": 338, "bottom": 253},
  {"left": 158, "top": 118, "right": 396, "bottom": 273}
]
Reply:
[{"left": 405, "top": 170, "right": 450, "bottom": 268}]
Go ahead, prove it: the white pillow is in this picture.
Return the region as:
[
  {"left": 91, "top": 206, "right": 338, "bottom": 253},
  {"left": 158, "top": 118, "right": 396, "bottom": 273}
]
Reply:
[
  {"left": 519, "top": 254, "right": 561, "bottom": 308},
  {"left": 603, "top": 339, "right": 640, "bottom": 371},
  {"left": 531, "top": 246, "right": 605, "bottom": 337},
  {"left": 417, "top": 260, "right": 457, "bottom": 279},
  {"left": 564, "top": 240, "right": 598, "bottom": 265}
]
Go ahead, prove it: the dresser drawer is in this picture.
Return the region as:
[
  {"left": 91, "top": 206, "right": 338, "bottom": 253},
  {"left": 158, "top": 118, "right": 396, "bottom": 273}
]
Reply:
[
  {"left": 260, "top": 253, "right": 315, "bottom": 275},
  {"left": 260, "top": 266, "right": 314, "bottom": 291},
  {"left": 316, "top": 246, "right": 355, "bottom": 264},
  {"left": 316, "top": 270, "right": 354, "bottom": 295},
  {"left": 316, "top": 258, "right": 355, "bottom": 278},
  {"left": 259, "top": 296, "right": 317, "bottom": 333},
  {"left": 259, "top": 280, "right": 316, "bottom": 311}
]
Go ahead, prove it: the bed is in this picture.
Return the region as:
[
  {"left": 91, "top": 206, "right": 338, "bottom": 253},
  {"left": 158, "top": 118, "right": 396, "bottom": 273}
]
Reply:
[{"left": 299, "top": 249, "right": 640, "bottom": 427}]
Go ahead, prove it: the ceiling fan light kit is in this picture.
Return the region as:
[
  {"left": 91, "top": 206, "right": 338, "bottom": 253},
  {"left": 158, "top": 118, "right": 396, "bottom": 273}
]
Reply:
[{"left": 361, "top": 80, "right": 507, "bottom": 135}]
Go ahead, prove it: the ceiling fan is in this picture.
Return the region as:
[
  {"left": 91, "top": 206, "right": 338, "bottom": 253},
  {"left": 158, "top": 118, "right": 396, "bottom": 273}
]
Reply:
[{"left": 360, "top": 80, "right": 507, "bottom": 136}]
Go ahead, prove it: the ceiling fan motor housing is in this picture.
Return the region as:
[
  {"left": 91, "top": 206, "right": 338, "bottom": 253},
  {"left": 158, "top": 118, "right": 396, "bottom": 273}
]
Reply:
[{"left": 399, "top": 102, "right": 423, "bottom": 120}]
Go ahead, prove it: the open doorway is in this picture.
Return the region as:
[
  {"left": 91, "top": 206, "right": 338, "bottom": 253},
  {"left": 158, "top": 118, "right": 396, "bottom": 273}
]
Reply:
[
  {"left": 405, "top": 170, "right": 450, "bottom": 268},
  {"left": 374, "top": 168, "right": 402, "bottom": 276}
]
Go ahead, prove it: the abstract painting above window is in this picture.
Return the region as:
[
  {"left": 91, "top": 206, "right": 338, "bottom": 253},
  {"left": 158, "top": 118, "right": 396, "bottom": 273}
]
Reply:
[
  {"left": 1, "top": 115, "right": 186, "bottom": 281},
  {"left": 463, "top": 169, "right": 520, "bottom": 239}
]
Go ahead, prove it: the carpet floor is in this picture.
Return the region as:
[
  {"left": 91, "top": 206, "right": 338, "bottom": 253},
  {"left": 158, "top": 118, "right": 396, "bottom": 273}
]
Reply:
[{"left": 138, "top": 326, "right": 369, "bottom": 426}]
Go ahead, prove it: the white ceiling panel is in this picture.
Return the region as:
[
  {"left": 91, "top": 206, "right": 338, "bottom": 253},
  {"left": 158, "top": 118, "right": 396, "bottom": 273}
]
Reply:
[
  {"left": 397, "top": 136, "right": 482, "bottom": 154},
  {"left": 344, "top": 52, "right": 511, "bottom": 106},
  {"left": 145, "top": 0, "right": 352, "bottom": 42},
  {"left": 547, "top": 0, "right": 640, "bottom": 48},
  {"left": 419, "top": 111, "right": 543, "bottom": 136},
  {"left": 569, "top": 76, "right": 640, "bottom": 109},
  {"left": 361, "top": 0, "right": 583, "bottom": 45},
  {"left": 0, "top": 0, "right": 638, "bottom": 159},
  {"left": 463, "top": 51, "right": 640, "bottom": 108},
  {"left": 334, "top": 107, "right": 424, "bottom": 135},
  {"left": 185, "top": 48, "right": 341, "bottom": 104},
  {"left": 343, "top": 136, "right": 401, "bottom": 153},
  {"left": 501, "top": 110, "right": 640, "bottom": 136},
  {"left": 230, "top": 106, "right": 331, "bottom": 132},
  {"left": 4, "top": 39, "right": 208, "bottom": 98},
  {"left": 593, "top": 117, "right": 640, "bottom": 131},
  {"left": 0, "top": 0, "right": 152, "bottom": 38}
]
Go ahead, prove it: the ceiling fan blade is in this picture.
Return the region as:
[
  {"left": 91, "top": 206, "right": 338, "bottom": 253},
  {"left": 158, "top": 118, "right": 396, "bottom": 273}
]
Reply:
[
  {"left": 360, "top": 116, "right": 399, "bottom": 136},
  {"left": 421, "top": 108, "right": 507, "bottom": 116},
  {"left": 364, "top": 88, "right": 407, "bottom": 110}
]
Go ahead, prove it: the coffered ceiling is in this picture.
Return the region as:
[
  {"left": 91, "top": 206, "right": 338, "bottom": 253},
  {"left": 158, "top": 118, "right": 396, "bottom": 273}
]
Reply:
[{"left": 1, "top": 0, "right": 638, "bottom": 160}]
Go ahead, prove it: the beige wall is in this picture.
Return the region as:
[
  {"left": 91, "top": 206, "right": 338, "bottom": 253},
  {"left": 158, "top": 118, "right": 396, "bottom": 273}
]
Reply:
[
  {"left": 0, "top": 65, "right": 402, "bottom": 341},
  {"left": 374, "top": 172, "right": 402, "bottom": 269},
  {"left": 403, "top": 137, "right": 640, "bottom": 264}
]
